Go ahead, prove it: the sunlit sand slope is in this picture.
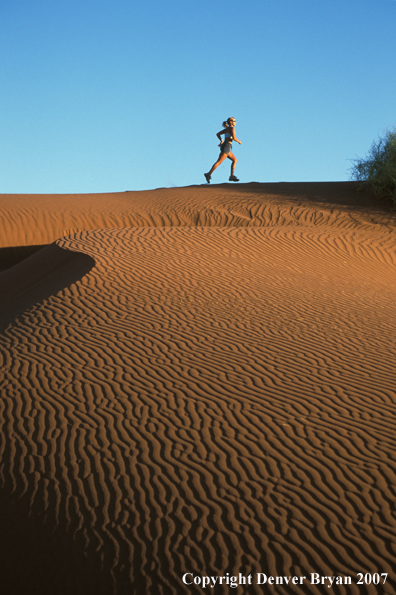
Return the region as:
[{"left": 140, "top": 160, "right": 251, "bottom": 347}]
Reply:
[
  {"left": 1, "top": 197, "right": 396, "bottom": 594},
  {"left": 1, "top": 182, "right": 395, "bottom": 247}
]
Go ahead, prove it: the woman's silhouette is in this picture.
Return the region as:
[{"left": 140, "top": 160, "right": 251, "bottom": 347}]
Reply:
[{"left": 204, "top": 117, "right": 242, "bottom": 183}]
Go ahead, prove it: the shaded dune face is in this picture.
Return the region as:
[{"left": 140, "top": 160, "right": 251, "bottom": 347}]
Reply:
[
  {"left": 0, "top": 244, "right": 94, "bottom": 331},
  {"left": 0, "top": 245, "right": 49, "bottom": 272},
  {"left": 0, "top": 184, "right": 396, "bottom": 595}
]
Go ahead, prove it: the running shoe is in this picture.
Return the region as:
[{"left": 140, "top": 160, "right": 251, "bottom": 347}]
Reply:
[
  {"left": 229, "top": 175, "right": 239, "bottom": 182},
  {"left": 204, "top": 173, "right": 211, "bottom": 183}
]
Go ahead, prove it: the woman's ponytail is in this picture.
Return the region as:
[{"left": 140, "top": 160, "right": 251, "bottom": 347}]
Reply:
[{"left": 222, "top": 120, "right": 228, "bottom": 128}]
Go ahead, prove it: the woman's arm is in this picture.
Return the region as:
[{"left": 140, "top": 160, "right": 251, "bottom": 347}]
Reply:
[
  {"left": 216, "top": 128, "right": 227, "bottom": 143},
  {"left": 231, "top": 129, "right": 242, "bottom": 144}
]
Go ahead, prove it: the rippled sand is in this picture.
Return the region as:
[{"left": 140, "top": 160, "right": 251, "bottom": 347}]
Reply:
[{"left": 0, "top": 183, "right": 395, "bottom": 595}]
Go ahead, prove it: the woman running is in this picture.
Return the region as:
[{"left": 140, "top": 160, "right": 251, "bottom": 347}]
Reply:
[{"left": 204, "top": 117, "right": 242, "bottom": 183}]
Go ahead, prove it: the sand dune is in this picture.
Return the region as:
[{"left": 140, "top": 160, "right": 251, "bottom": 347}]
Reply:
[
  {"left": 0, "top": 183, "right": 395, "bottom": 594},
  {"left": 1, "top": 182, "right": 395, "bottom": 248}
]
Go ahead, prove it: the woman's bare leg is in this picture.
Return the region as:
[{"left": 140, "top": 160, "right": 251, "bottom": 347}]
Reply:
[
  {"left": 228, "top": 152, "right": 237, "bottom": 176},
  {"left": 208, "top": 152, "right": 228, "bottom": 176}
]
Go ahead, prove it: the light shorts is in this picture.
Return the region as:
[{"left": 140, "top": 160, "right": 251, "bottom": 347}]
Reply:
[{"left": 220, "top": 142, "right": 232, "bottom": 155}]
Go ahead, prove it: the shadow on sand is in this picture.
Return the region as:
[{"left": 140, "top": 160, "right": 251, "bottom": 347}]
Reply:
[{"left": 0, "top": 243, "right": 94, "bottom": 332}]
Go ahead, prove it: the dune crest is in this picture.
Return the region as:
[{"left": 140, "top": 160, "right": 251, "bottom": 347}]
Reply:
[{"left": 1, "top": 182, "right": 395, "bottom": 248}]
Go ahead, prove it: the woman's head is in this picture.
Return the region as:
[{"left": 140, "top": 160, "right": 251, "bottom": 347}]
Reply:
[{"left": 227, "top": 117, "right": 236, "bottom": 127}]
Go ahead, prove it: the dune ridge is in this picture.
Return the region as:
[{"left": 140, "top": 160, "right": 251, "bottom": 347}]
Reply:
[
  {"left": 1, "top": 182, "right": 395, "bottom": 248},
  {"left": 0, "top": 183, "right": 395, "bottom": 594}
]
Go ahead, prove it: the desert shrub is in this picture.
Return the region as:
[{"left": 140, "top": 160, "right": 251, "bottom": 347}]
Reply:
[{"left": 350, "top": 128, "right": 396, "bottom": 207}]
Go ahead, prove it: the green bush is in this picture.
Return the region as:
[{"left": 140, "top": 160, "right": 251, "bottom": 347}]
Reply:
[{"left": 350, "top": 128, "right": 396, "bottom": 207}]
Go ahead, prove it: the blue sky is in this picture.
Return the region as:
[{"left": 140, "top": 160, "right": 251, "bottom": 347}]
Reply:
[{"left": 1, "top": 0, "right": 395, "bottom": 193}]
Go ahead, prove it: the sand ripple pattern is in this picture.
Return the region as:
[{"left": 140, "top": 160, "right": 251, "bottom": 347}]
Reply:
[
  {"left": 1, "top": 182, "right": 395, "bottom": 248},
  {"left": 1, "top": 225, "right": 395, "bottom": 595}
]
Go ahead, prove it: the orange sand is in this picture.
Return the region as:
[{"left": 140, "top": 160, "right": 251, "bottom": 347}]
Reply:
[{"left": 0, "top": 183, "right": 395, "bottom": 595}]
